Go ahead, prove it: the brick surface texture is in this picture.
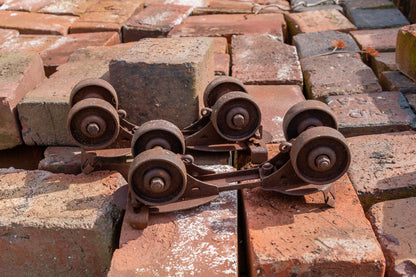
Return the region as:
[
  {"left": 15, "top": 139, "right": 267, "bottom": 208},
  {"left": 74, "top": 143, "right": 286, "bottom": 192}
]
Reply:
[
  {"left": 0, "top": 169, "right": 123, "bottom": 276},
  {"left": 109, "top": 37, "right": 214, "bottom": 129},
  {"left": 396, "top": 24, "right": 416, "bottom": 82},
  {"left": 232, "top": 34, "right": 302, "bottom": 86},
  {"left": 350, "top": 28, "right": 400, "bottom": 52}
]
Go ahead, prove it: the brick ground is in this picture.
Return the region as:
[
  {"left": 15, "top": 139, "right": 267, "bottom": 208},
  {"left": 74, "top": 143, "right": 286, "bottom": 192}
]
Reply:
[
  {"left": 370, "top": 52, "right": 397, "bottom": 77},
  {"left": 243, "top": 159, "right": 385, "bottom": 276},
  {"left": 247, "top": 85, "right": 305, "bottom": 143},
  {"left": 0, "top": 35, "right": 60, "bottom": 55},
  {"left": 285, "top": 9, "right": 356, "bottom": 36},
  {"left": 0, "top": 169, "right": 124, "bottom": 276},
  {"left": 108, "top": 165, "right": 238, "bottom": 276},
  {"left": 0, "top": 0, "right": 54, "bottom": 12},
  {"left": 347, "top": 8, "right": 409, "bottom": 30},
  {"left": 0, "top": 52, "right": 45, "bottom": 150},
  {"left": 293, "top": 30, "right": 360, "bottom": 59},
  {"left": 347, "top": 131, "right": 416, "bottom": 210},
  {"left": 122, "top": 3, "right": 192, "bottom": 42},
  {"left": 0, "top": 11, "right": 76, "bottom": 35},
  {"left": 379, "top": 70, "right": 416, "bottom": 91},
  {"left": 39, "top": 32, "right": 119, "bottom": 76},
  {"left": 69, "top": 0, "right": 144, "bottom": 33},
  {"left": 367, "top": 197, "right": 416, "bottom": 276},
  {"left": 109, "top": 37, "right": 214, "bottom": 129},
  {"left": 231, "top": 34, "right": 302, "bottom": 86},
  {"left": 350, "top": 28, "right": 400, "bottom": 52},
  {"left": 169, "top": 13, "right": 287, "bottom": 42},
  {"left": 0, "top": 28, "right": 18, "bottom": 44},
  {"left": 17, "top": 43, "right": 135, "bottom": 146},
  {"left": 301, "top": 53, "right": 382, "bottom": 99},
  {"left": 38, "top": 0, "right": 99, "bottom": 16},
  {"left": 326, "top": 91, "right": 415, "bottom": 137},
  {"left": 396, "top": 24, "right": 416, "bottom": 82}
]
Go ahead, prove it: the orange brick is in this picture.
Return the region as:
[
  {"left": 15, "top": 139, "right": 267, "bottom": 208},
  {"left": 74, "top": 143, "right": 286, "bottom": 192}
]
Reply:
[{"left": 350, "top": 28, "right": 400, "bottom": 52}]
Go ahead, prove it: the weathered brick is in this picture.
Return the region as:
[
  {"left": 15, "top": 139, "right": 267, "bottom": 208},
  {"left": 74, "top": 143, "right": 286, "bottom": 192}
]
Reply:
[
  {"left": 247, "top": 85, "right": 304, "bottom": 143},
  {"left": 17, "top": 43, "right": 135, "bottom": 146},
  {"left": 40, "top": 32, "right": 120, "bottom": 76},
  {"left": 343, "top": 0, "right": 395, "bottom": 10},
  {"left": 350, "top": 28, "right": 399, "bottom": 52},
  {"left": 301, "top": 53, "right": 382, "bottom": 99},
  {"left": 69, "top": 0, "right": 144, "bottom": 33},
  {"left": 0, "top": 35, "right": 60, "bottom": 54},
  {"left": 109, "top": 165, "right": 237, "bottom": 276},
  {"left": 244, "top": 171, "right": 385, "bottom": 276},
  {"left": 0, "top": 169, "right": 123, "bottom": 276},
  {"left": 38, "top": 146, "right": 82, "bottom": 174},
  {"left": 0, "top": 11, "right": 76, "bottom": 35},
  {"left": 402, "top": 88, "right": 416, "bottom": 113},
  {"left": 147, "top": 0, "right": 209, "bottom": 8},
  {"left": 290, "top": 0, "right": 343, "bottom": 12},
  {"left": 347, "top": 8, "right": 409, "bottom": 30},
  {"left": 109, "top": 37, "right": 214, "bottom": 129},
  {"left": 122, "top": 3, "right": 192, "bottom": 43},
  {"left": 379, "top": 70, "right": 416, "bottom": 91},
  {"left": 285, "top": 9, "right": 356, "bottom": 36},
  {"left": 232, "top": 34, "right": 302, "bottom": 86},
  {"left": 0, "top": 52, "right": 45, "bottom": 150},
  {"left": 169, "top": 13, "right": 286, "bottom": 42},
  {"left": 396, "top": 24, "right": 416, "bottom": 82},
  {"left": 370, "top": 52, "right": 397, "bottom": 77},
  {"left": 0, "top": 0, "right": 53, "bottom": 12},
  {"left": 213, "top": 36, "right": 228, "bottom": 53},
  {"left": 367, "top": 197, "right": 416, "bottom": 277},
  {"left": 347, "top": 131, "right": 416, "bottom": 209},
  {"left": 293, "top": 30, "right": 360, "bottom": 59},
  {"left": 326, "top": 91, "right": 415, "bottom": 137},
  {"left": 38, "top": 0, "right": 98, "bottom": 16},
  {"left": 0, "top": 28, "right": 18, "bottom": 44},
  {"left": 214, "top": 53, "right": 230, "bottom": 76}
]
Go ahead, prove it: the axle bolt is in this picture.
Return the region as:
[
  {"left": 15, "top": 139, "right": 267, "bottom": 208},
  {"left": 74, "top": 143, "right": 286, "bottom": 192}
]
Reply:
[
  {"left": 87, "top": 123, "right": 100, "bottom": 136},
  {"left": 150, "top": 177, "right": 165, "bottom": 193},
  {"left": 232, "top": 113, "right": 245, "bottom": 128},
  {"left": 315, "top": 155, "right": 331, "bottom": 170}
]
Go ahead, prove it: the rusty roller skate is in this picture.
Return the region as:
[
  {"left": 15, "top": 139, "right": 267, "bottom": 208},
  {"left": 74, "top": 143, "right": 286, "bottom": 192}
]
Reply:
[
  {"left": 121, "top": 100, "right": 351, "bottom": 229},
  {"left": 67, "top": 76, "right": 269, "bottom": 175}
]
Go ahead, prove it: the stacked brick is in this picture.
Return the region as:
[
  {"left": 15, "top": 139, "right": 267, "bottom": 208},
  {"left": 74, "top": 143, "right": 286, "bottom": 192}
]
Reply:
[{"left": 0, "top": 0, "right": 416, "bottom": 275}]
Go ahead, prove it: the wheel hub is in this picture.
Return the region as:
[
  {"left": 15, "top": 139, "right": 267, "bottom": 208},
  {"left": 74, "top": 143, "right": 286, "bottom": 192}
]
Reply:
[{"left": 81, "top": 115, "right": 106, "bottom": 138}]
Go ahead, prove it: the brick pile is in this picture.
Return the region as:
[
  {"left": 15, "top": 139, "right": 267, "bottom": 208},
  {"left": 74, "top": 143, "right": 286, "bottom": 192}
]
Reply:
[{"left": 0, "top": 0, "right": 416, "bottom": 275}]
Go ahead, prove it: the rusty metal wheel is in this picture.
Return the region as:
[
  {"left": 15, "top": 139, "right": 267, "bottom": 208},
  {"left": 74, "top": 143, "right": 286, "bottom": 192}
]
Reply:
[
  {"left": 131, "top": 120, "right": 185, "bottom": 157},
  {"left": 128, "top": 148, "right": 187, "bottom": 206},
  {"left": 290, "top": 126, "right": 351, "bottom": 185},
  {"left": 283, "top": 100, "right": 337, "bottom": 141},
  {"left": 69, "top": 78, "right": 118, "bottom": 109},
  {"left": 211, "top": 91, "right": 261, "bottom": 141},
  {"left": 67, "top": 98, "right": 120, "bottom": 150},
  {"left": 203, "top": 76, "right": 247, "bottom": 108}
]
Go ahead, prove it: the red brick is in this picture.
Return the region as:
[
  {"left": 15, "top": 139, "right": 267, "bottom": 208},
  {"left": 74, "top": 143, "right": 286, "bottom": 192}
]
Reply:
[
  {"left": 367, "top": 197, "right": 416, "bottom": 277},
  {"left": 0, "top": 28, "right": 18, "bottom": 44},
  {"left": 285, "top": 9, "right": 357, "bottom": 36},
  {"left": 0, "top": 35, "right": 60, "bottom": 54},
  {"left": 0, "top": 11, "right": 76, "bottom": 35},
  {"left": 40, "top": 32, "right": 119, "bottom": 76},
  {"left": 326, "top": 91, "right": 415, "bottom": 137},
  {"left": 232, "top": 34, "right": 302, "bottom": 86},
  {"left": 122, "top": 3, "right": 192, "bottom": 42},
  {"left": 379, "top": 70, "right": 416, "bottom": 91},
  {"left": 169, "top": 13, "right": 286, "bottom": 42},
  {"left": 38, "top": 146, "right": 82, "bottom": 174},
  {"left": 370, "top": 52, "right": 397, "bottom": 77},
  {"left": 347, "top": 131, "right": 416, "bottom": 209},
  {"left": 17, "top": 43, "right": 136, "bottom": 146},
  {"left": 214, "top": 53, "right": 230, "bottom": 76},
  {"left": 247, "top": 85, "right": 304, "bottom": 143},
  {"left": 148, "top": 0, "right": 209, "bottom": 7},
  {"left": 244, "top": 171, "right": 385, "bottom": 276},
  {"left": 0, "top": 0, "right": 53, "bottom": 11},
  {"left": 0, "top": 169, "right": 123, "bottom": 276},
  {"left": 301, "top": 53, "right": 382, "bottom": 99},
  {"left": 213, "top": 36, "right": 228, "bottom": 53},
  {"left": 350, "top": 28, "right": 400, "bottom": 52},
  {"left": 109, "top": 165, "right": 238, "bottom": 276},
  {"left": 38, "top": 0, "right": 99, "bottom": 16},
  {"left": 396, "top": 24, "right": 416, "bottom": 82},
  {"left": 69, "top": 0, "right": 144, "bottom": 33},
  {"left": 202, "top": 0, "right": 288, "bottom": 14},
  {"left": 0, "top": 52, "right": 45, "bottom": 150}
]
